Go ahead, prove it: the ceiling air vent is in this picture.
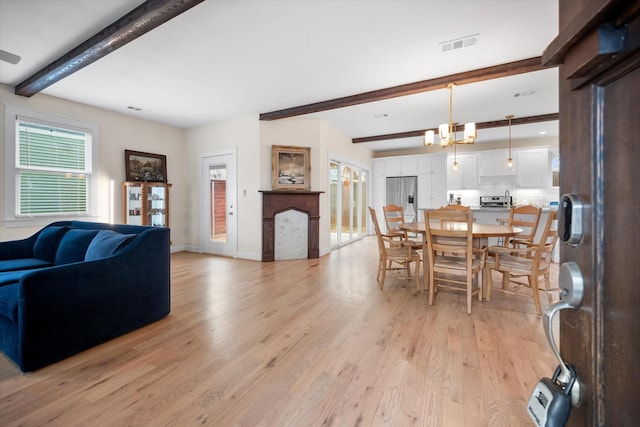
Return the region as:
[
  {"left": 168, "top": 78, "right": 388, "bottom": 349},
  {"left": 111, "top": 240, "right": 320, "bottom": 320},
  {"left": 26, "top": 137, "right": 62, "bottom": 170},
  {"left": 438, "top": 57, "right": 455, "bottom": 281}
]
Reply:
[
  {"left": 440, "top": 34, "right": 479, "bottom": 53},
  {"left": 513, "top": 90, "right": 538, "bottom": 98}
]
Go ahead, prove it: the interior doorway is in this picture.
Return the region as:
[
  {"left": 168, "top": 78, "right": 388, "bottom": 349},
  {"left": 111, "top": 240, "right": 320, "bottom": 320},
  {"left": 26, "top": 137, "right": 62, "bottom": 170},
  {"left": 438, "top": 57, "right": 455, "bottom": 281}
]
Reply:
[{"left": 200, "top": 151, "right": 237, "bottom": 257}]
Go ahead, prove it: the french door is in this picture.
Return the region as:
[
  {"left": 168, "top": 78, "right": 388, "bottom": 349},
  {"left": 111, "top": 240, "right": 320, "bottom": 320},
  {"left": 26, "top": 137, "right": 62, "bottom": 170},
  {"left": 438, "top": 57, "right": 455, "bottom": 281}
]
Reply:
[
  {"left": 199, "top": 151, "right": 237, "bottom": 257},
  {"left": 329, "top": 160, "right": 368, "bottom": 249}
]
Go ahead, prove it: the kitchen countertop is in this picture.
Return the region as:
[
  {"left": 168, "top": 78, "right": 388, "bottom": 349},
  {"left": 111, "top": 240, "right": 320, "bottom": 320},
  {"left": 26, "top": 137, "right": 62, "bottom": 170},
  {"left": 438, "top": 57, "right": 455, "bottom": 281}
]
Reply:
[{"left": 469, "top": 206, "right": 557, "bottom": 212}]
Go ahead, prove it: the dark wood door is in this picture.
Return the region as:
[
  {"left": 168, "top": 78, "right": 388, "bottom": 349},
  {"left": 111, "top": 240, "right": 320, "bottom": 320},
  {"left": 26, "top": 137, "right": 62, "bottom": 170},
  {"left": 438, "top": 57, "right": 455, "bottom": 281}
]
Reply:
[{"left": 543, "top": 1, "right": 640, "bottom": 425}]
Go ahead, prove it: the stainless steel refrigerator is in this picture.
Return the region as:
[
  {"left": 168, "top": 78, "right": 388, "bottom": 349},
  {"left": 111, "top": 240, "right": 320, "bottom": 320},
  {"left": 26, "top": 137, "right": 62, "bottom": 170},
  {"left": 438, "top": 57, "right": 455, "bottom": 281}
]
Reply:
[{"left": 385, "top": 176, "right": 417, "bottom": 222}]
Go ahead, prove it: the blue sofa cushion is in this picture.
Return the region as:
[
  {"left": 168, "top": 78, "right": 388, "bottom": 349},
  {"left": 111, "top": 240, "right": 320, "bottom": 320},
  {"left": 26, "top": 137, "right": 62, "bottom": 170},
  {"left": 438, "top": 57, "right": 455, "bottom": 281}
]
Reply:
[
  {"left": 0, "top": 270, "right": 36, "bottom": 287},
  {"left": 0, "top": 283, "right": 19, "bottom": 322},
  {"left": 33, "top": 226, "right": 69, "bottom": 263},
  {"left": 85, "top": 230, "right": 136, "bottom": 261},
  {"left": 55, "top": 229, "right": 99, "bottom": 265},
  {"left": 0, "top": 258, "right": 51, "bottom": 273}
]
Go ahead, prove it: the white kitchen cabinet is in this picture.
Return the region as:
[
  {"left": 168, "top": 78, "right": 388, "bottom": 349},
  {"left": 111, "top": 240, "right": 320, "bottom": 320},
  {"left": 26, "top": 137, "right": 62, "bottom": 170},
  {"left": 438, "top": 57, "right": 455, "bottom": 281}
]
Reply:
[
  {"left": 417, "top": 154, "right": 447, "bottom": 209},
  {"left": 372, "top": 174, "right": 386, "bottom": 215},
  {"left": 418, "top": 153, "right": 447, "bottom": 175},
  {"left": 447, "top": 153, "right": 478, "bottom": 190},
  {"left": 418, "top": 172, "right": 447, "bottom": 210},
  {"left": 516, "top": 148, "right": 549, "bottom": 188},
  {"left": 372, "top": 158, "right": 385, "bottom": 178},
  {"left": 385, "top": 155, "right": 418, "bottom": 177}
]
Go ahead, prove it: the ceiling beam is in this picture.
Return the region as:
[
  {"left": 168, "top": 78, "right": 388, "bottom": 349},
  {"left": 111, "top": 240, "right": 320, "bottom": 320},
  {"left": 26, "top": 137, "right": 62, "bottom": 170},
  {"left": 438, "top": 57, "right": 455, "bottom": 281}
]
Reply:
[
  {"left": 15, "top": 0, "right": 204, "bottom": 97},
  {"left": 260, "top": 57, "right": 546, "bottom": 121},
  {"left": 352, "top": 113, "right": 559, "bottom": 143}
]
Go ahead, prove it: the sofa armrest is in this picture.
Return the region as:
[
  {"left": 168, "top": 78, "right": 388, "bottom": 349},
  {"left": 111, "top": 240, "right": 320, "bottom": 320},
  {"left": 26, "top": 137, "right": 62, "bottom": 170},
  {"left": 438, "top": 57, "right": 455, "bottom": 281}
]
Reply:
[
  {"left": 16, "top": 227, "right": 170, "bottom": 371},
  {"left": 0, "top": 235, "right": 38, "bottom": 260}
]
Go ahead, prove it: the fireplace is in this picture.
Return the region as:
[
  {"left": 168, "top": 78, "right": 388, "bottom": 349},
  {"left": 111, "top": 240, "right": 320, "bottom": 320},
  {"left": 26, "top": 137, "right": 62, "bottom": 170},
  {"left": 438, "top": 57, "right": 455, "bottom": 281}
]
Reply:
[{"left": 260, "top": 191, "right": 322, "bottom": 261}]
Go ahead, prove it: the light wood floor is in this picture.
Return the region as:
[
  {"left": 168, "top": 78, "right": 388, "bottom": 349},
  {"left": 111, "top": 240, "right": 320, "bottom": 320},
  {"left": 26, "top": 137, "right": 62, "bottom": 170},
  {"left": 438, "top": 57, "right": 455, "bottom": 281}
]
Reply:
[{"left": 0, "top": 237, "right": 558, "bottom": 426}]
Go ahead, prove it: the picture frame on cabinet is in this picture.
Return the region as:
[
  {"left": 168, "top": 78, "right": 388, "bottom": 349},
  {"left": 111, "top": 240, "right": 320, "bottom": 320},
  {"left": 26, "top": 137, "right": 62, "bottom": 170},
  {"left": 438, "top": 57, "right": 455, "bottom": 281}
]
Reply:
[
  {"left": 271, "top": 145, "right": 311, "bottom": 191},
  {"left": 125, "top": 150, "right": 167, "bottom": 182}
]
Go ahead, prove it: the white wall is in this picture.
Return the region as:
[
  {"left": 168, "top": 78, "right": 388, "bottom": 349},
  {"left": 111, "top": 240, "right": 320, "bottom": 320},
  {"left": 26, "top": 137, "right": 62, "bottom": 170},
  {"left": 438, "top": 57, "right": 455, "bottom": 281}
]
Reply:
[
  {"left": 260, "top": 117, "right": 372, "bottom": 255},
  {"left": 185, "top": 115, "right": 262, "bottom": 259},
  {"left": 0, "top": 86, "right": 373, "bottom": 259},
  {"left": 0, "top": 84, "right": 187, "bottom": 244}
]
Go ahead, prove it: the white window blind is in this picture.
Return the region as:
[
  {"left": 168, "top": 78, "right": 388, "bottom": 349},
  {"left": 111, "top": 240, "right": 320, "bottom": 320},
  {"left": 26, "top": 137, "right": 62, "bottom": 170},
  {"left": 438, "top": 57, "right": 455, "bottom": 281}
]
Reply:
[{"left": 16, "top": 118, "right": 91, "bottom": 216}]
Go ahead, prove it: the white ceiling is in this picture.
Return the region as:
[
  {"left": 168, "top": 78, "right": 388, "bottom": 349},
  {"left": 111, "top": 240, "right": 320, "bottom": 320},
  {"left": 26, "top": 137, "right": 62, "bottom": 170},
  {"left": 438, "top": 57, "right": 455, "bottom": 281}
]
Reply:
[{"left": 0, "top": 0, "right": 559, "bottom": 153}]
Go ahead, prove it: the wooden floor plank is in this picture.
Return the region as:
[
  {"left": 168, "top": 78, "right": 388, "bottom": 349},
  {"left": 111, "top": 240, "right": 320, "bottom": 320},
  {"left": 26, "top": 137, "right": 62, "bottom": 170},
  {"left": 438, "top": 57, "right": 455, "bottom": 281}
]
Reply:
[{"left": 0, "top": 237, "right": 559, "bottom": 426}]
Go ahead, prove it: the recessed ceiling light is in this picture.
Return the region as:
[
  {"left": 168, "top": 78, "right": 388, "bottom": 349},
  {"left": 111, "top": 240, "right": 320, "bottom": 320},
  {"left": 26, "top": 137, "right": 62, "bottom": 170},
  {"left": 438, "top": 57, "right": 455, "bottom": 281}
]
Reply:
[{"left": 539, "top": 131, "right": 547, "bottom": 135}]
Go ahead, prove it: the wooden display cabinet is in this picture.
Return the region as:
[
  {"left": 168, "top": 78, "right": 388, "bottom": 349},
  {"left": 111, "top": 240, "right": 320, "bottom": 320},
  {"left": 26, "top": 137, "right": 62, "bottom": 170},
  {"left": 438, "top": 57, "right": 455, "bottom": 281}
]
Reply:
[{"left": 123, "top": 182, "right": 171, "bottom": 227}]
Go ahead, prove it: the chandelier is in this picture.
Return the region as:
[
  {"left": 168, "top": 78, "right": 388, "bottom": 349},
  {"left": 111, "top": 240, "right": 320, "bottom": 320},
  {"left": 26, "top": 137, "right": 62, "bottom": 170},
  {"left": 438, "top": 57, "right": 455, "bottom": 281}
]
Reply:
[{"left": 424, "top": 83, "right": 477, "bottom": 147}]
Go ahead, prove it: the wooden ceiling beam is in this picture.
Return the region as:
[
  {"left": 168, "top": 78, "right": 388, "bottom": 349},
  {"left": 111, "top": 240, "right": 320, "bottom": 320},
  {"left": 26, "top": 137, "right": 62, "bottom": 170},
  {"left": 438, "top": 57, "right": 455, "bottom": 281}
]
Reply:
[
  {"left": 260, "top": 57, "right": 545, "bottom": 121},
  {"left": 352, "top": 113, "right": 559, "bottom": 143},
  {"left": 15, "top": 0, "right": 204, "bottom": 97}
]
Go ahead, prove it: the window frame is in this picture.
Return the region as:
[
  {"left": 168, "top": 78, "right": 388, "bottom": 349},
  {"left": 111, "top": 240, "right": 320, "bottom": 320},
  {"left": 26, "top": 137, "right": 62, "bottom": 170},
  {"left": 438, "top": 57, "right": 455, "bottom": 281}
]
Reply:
[{"left": 3, "top": 105, "right": 99, "bottom": 227}]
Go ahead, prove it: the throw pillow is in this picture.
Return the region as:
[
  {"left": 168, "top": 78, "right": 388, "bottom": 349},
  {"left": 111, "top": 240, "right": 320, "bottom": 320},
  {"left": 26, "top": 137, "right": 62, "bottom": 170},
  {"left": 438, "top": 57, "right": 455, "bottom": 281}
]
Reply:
[
  {"left": 85, "top": 230, "right": 136, "bottom": 261},
  {"left": 33, "top": 226, "right": 69, "bottom": 262},
  {"left": 55, "top": 229, "right": 99, "bottom": 265}
]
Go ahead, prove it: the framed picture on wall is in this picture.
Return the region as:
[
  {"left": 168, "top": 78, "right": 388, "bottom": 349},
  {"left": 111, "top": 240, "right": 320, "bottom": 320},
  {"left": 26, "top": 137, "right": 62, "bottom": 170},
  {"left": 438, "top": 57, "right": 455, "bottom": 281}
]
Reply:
[
  {"left": 271, "top": 145, "right": 311, "bottom": 191},
  {"left": 125, "top": 150, "right": 167, "bottom": 182}
]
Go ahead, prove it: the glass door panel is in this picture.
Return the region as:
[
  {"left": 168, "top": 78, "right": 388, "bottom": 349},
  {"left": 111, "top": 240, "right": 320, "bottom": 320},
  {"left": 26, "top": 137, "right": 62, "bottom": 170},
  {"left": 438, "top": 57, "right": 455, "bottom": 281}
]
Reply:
[
  {"left": 351, "top": 169, "right": 360, "bottom": 238},
  {"left": 209, "top": 165, "right": 227, "bottom": 242},
  {"left": 341, "top": 165, "right": 353, "bottom": 244},
  {"left": 361, "top": 171, "right": 368, "bottom": 236},
  {"left": 329, "top": 160, "right": 369, "bottom": 249},
  {"left": 147, "top": 185, "right": 167, "bottom": 227},
  {"left": 330, "top": 162, "right": 339, "bottom": 247}
]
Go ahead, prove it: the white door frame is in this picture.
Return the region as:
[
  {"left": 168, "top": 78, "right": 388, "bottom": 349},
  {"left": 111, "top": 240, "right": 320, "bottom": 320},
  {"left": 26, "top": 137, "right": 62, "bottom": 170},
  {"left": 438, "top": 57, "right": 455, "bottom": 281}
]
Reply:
[{"left": 199, "top": 148, "right": 237, "bottom": 257}]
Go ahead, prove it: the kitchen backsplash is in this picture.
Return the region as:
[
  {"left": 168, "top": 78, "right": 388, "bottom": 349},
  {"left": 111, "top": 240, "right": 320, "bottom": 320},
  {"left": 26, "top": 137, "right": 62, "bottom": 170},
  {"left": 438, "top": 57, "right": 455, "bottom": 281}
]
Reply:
[{"left": 448, "top": 187, "right": 560, "bottom": 208}]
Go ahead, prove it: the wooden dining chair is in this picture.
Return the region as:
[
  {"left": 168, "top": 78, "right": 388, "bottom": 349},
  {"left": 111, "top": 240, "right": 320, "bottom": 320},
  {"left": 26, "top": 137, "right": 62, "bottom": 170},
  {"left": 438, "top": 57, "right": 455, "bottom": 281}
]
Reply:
[
  {"left": 483, "top": 211, "right": 558, "bottom": 315},
  {"left": 441, "top": 204, "right": 471, "bottom": 211},
  {"left": 369, "top": 207, "right": 421, "bottom": 294},
  {"left": 383, "top": 204, "right": 408, "bottom": 237},
  {"left": 382, "top": 204, "right": 422, "bottom": 249},
  {"left": 504, "top": 205, "right": 542, "bottom": 249},
  {"left": 423, "top": 207, "right": 487, "bottom": 314}
]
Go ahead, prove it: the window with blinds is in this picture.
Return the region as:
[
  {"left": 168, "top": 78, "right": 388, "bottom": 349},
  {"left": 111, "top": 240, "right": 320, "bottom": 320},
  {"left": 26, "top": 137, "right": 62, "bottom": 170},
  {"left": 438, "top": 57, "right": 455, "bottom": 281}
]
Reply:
[{"left": 16, "top": 119, "right": 92, "bottom": 216}]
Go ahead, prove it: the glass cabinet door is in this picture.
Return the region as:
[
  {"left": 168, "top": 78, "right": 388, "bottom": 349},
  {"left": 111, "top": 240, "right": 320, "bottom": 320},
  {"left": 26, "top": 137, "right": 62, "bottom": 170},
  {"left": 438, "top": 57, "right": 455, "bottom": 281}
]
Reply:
[
  {"left": 124, "top": 183, "right": 143, "bottom": 225},
  {"left": 146, "top": 185, "right": 167, "bottom": 227},
  {"left": 123, "top": 182, "right": 170, "bottom": 227}
]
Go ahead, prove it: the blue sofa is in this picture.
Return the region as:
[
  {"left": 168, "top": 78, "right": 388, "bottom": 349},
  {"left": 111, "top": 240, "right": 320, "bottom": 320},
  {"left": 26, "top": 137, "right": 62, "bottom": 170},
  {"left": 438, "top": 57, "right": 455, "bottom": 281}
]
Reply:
[{"left": 0, "top": 221, "right": 170, "bottom": 372}]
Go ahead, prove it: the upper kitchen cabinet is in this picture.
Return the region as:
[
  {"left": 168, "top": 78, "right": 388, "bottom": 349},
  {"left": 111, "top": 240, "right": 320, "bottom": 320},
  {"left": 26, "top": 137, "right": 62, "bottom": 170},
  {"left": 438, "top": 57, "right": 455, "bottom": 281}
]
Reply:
[
  {"left": 418, "top": 153, "right": 447, "bottom": 175},
  {"left": 447, "top": 153, "right": 478, "bottom": 190},
  {"left": 372, "top": 158, "right": 385, "bottom": 178},
  {"left": 417, "top": 154, "right": 447, "bottom": 209},
  {"left": 385, "top": 155, "right": 418, "bottom": 177},
  {"left": 516, "top": 147, "right": 549, "bottom": 188}
]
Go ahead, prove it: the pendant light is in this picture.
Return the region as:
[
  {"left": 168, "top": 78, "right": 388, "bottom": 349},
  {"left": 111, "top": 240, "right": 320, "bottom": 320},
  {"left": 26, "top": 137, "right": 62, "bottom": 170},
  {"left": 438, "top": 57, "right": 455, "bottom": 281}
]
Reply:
[
  {"left": 452, "top": 139, "right": 459, "bottom": 171},
  {"left": 506, "top": 114, "right": 514, "bottom": 168}
]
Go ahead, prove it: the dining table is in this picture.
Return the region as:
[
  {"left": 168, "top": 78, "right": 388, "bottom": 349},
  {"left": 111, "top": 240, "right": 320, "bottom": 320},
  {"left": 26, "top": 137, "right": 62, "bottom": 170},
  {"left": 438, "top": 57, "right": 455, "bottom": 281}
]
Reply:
[
  {"left": 400, "top": 221, "right": 523, "bottom": 295},
  {"left": 400, "top": 221, "right": 523, "bottom": 247}
]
